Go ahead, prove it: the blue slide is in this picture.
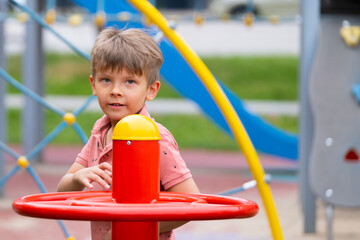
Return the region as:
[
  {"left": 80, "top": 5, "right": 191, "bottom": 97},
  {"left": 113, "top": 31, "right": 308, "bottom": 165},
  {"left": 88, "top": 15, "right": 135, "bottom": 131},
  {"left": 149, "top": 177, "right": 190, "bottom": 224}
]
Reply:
[{"left": 73, "top": 0, "right": 298, "bottom": 160}]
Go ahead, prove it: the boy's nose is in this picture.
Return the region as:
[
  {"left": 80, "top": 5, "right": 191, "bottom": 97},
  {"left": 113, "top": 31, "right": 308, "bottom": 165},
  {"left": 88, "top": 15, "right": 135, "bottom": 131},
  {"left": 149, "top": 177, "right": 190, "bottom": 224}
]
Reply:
[{"left": 111, "top": 85, "right": 122, "bottom": 96}]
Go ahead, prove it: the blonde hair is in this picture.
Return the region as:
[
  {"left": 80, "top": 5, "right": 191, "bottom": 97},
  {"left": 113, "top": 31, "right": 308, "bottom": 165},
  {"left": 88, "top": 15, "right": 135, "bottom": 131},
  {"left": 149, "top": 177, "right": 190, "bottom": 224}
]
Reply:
[{"left": 91, "top": 27, "right": 163, "bottom": 86}]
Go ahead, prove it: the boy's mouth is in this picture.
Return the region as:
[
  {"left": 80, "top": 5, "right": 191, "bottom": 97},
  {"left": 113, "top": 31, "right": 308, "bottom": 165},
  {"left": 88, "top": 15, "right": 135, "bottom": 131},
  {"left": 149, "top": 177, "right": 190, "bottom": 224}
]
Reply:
[{"left": 109, "top": 103, "right": 124, "bottom": 106}]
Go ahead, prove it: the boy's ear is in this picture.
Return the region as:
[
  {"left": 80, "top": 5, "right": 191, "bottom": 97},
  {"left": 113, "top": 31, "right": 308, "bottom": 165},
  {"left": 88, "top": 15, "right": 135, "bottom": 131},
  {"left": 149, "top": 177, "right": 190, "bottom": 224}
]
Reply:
[
  {"left": 146, "top": 81, "right": 161, "bottom": 101},
  {"left": 90, "top": 75, "right": 97, "bottom": 96}
]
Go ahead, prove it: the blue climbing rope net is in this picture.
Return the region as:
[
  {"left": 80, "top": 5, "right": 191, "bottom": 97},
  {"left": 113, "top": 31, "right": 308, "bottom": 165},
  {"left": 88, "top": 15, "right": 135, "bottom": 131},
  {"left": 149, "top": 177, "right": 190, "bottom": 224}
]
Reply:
[{"left": 0, "top": 0, "right": 99, "bottom": 239}]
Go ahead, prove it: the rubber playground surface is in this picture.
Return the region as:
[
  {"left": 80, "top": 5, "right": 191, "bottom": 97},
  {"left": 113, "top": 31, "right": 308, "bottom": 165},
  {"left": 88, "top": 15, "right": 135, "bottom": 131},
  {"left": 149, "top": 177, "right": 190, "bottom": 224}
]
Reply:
[{"left": 1, "top": 146, "right": 360, "bottom": 240}]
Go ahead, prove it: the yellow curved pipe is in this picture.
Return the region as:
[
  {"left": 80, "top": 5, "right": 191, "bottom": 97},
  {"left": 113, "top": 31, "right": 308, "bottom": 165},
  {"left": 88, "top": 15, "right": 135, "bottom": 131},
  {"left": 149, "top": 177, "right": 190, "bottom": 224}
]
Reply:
[{"left": 127, "top": 0, "right": 284, "bottom": 239}]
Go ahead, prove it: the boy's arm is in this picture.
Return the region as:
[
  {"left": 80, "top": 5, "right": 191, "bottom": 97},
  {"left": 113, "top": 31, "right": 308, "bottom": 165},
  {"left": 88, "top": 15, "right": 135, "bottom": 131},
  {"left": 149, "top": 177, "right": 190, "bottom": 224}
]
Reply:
[
  {"left": 57, "top": 162, "right": 112, "bottom": 192},
  {"left": 159, "top": 177, "right": 200, "bottom": 233}
]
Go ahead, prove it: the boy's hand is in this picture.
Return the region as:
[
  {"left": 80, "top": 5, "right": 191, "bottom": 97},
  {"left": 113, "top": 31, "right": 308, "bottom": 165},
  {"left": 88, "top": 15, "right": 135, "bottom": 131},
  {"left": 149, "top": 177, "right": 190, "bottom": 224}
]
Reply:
[{"left": 73, "top": 162, "right": 112, "bottom": 190}]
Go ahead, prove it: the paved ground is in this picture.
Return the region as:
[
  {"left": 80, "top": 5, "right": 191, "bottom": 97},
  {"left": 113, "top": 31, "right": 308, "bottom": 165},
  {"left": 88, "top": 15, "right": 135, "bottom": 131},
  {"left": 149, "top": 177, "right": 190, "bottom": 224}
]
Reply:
[{"left": 1, "top": 146, "right": 360, "bottom": 240}]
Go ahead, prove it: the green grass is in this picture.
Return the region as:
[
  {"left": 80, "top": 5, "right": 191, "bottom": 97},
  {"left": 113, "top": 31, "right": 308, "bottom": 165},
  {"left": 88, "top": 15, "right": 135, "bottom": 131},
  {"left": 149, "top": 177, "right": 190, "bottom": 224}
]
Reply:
[
  {"left": 262, "top": 115, "right": 298, "bottom": 134},
  {"left": 5, "top": 53, "right": 299, "bottom": 149},
  {"left": 7, "top": 53, "right": 298, "bottom": 100},
  {"left": 202, "top": 55, "right": 298, "bottom": 100}
]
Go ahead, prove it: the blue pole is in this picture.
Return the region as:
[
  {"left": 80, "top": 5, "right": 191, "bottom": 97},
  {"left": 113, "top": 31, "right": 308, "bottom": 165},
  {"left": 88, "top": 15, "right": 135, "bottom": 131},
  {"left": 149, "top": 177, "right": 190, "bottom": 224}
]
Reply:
[
  {"left": 26, "top": 165, "right": 47, "bottom": 193},
  {"left": 57, "top": 220, "right": 71, "bottom": 239},
  {"left": 22, "top": 0, "right": 44, "bottom": 163},
  {"left": 26, "top": 165, "right": 72, "bottom": 238},
  {"left": 0, "top": 166, "right": 21, "bottom": 189},
  {"left": 96, "top": 0, "right": 104, "bottom": 12},
  {"left": 0, "top": 141, "right": 21, "bottom": 159},
  {"left": 46, "top": 0, "right": 56, "bottom": 11},
  {"left": 72, "top": 123, "right": 88, "bottom": 144},
  {"left": 299, "top": 0, "right": 320, "bottom": 234},
  {"left": 26, "top": 122, "right": 68, "bottom": 162},
  {"left": 0, "top": 142, "right": 22, "bottom": 190},
  {"left": 72, "top": 95, "right": 97, "bottom": 116}
]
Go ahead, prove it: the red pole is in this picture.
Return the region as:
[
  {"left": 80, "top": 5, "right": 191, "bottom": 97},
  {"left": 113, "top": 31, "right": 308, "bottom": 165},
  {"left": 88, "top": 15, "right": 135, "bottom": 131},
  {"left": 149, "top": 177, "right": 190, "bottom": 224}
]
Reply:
[{"left": 112, "top": 115, "right": 161, "bottom": 240}]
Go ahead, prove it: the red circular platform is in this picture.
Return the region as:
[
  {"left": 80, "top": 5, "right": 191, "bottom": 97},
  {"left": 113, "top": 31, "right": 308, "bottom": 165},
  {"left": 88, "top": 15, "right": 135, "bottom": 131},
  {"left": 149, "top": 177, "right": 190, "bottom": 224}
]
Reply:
[{"left": 13, "top": 191, "right": 258, "bottom": 221}]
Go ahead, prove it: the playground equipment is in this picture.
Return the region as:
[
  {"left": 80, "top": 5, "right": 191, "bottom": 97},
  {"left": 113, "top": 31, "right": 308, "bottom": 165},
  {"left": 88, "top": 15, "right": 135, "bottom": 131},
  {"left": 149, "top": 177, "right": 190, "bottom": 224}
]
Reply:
[
  {"left": 13, "top": 115, "right": 259, "bottom": 240},
  {"left": 308, "top": 15, "right": 360, "bottom": 240},
  {"left": 309, "top": 16, "right": 360, "bottom": 208},
  {"left": 299, "top": 0, "right": 360, "bottom": 239},
  {"left": 0, "top": 0, "right": 290, "bottom": 239}
]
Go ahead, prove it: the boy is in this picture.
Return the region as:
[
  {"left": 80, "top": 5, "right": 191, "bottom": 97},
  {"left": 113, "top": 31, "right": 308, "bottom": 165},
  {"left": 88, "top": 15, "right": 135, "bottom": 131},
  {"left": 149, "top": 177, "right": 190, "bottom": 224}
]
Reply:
[{"left": 57, "top": 27, "right": 199, "bottom": 240}]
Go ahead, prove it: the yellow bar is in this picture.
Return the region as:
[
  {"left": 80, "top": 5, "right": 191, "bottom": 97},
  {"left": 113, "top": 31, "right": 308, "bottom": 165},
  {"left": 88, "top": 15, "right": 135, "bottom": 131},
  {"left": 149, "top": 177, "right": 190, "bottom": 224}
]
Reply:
[{"left": 127, "top": 0, "right": 283, "bottom": 239}]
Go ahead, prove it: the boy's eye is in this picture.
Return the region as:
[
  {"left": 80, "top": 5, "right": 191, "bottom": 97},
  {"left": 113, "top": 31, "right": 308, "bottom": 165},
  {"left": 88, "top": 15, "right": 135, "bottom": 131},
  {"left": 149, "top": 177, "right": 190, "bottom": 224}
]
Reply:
[
  {"left": 101, "top": 78, "right": 110, "bottom": 83},
  {"left": 127, "top": 80, "right": 135, "bottom": 84}
]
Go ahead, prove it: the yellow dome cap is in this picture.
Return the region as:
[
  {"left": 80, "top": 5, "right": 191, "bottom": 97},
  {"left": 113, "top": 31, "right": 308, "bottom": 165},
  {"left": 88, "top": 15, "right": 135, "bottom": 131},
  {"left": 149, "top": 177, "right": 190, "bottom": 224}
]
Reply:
[{"left": 113, "top": 115, "right": 160, "bottom": 140}]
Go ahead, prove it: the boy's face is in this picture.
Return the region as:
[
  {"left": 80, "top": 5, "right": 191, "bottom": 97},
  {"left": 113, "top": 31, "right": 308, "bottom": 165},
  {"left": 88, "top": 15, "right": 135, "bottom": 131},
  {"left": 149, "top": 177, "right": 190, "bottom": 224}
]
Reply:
[{"left": 90, "top": 68, "right": 160, "bottom": 126}]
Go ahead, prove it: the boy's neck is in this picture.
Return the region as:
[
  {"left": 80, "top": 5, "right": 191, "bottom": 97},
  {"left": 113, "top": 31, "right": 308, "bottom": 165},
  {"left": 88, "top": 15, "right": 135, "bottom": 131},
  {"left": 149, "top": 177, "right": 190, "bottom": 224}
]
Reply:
[{"left": 109, "top": 104, "right": 145, "bottom": 128}]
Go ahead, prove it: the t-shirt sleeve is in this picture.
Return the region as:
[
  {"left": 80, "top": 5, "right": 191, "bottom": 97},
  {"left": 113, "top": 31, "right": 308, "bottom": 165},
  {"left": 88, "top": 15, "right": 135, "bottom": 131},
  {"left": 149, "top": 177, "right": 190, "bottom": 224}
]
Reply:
[
  {"left": 75, "top": 134, "right": 96, "bottom": 167},
  {"left": 158, "top": 126, "right": 192, "bottom": 190},
  {"left": 75, "top": 146, "right": 90, "bottom": 167},
  {"left": 75, "top": 117, "right": 106, "bottom": 167}
]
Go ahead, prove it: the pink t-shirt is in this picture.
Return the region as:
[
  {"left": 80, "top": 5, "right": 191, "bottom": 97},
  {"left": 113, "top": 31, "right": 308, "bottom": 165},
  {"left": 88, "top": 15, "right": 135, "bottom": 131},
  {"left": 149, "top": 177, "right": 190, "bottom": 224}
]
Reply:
[{"left": 75, "top": 105, "right": 192, "bottom": 240}]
